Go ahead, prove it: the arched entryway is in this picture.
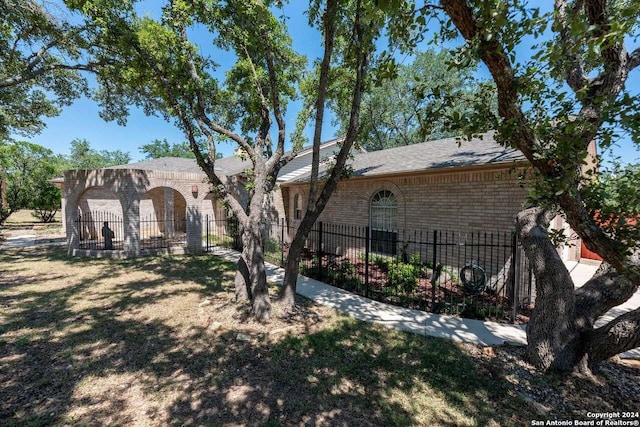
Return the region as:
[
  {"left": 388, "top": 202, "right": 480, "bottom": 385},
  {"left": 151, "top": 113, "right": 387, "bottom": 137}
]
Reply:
[
  {"left": 139, "top": 186, "right": 188, "bottom": 249},
  {"left": 75, "top": 186, "right": 125, "bottom": 249}
]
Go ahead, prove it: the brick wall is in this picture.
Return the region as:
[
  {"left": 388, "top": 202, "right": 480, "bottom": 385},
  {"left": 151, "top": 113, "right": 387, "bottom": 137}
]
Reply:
[{"left": 285, "top": 165, "right": 529, "bottom": 233}]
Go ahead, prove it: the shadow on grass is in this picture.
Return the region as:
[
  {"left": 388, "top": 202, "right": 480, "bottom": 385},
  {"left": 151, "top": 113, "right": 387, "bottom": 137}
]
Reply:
[
  {"left": 165, "top": 319, "right": 526, "bottom": 426},
  {"left": 1, "top": 246, "right": 531, "bottom": 426}
]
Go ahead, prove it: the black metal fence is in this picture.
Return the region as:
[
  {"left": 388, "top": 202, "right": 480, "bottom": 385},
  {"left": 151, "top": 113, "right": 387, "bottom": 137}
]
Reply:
[
  {"left": 77, "top": 211, "right": 125, "bottom": 250},
  {"left": 139, "top": 214, "right": 187, "bottom": 250},
  {"left": 204, "top": 217, "right": 534, "bottom": 324},
  {"left": 75, "top": 212, "right": 187, "bottom": 250}
]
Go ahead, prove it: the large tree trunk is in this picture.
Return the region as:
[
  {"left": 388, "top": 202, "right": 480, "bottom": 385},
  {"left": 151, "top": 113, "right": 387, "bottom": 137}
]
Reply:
[
  {"left": 234, "top": 219, "right": 271, "bottom": 320},
  {"left": 518, "top": 207, "right": 640, "bottom": 373},
  {"left": 517, "top": 207, "right": 583, "bottom": 371}
]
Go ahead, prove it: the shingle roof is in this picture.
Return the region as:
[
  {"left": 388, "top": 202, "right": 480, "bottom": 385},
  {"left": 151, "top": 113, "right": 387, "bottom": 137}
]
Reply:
[
  {"left": 107, "top": 155, "right": 250, "bottom": 176},
  {"left": 103, "top": 132, "right": 525, "bottom": 180},
  {"left": 286, "top": 131, "right": 526, "bottom": 183}
]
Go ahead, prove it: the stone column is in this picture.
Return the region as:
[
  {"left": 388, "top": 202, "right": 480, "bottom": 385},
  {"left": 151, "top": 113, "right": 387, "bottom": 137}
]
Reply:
[
  {"left": 164, "top": 188, "right": 175, "bottom": 238},
  {"left": 185, "top": 204, "right": 203, "bottom": 253},
  {"left": 124, "top": 198, "right": 140, "bottom": 254}
]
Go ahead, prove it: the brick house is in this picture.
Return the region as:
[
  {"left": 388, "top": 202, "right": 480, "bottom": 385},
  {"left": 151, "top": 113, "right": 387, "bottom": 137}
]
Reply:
[
  {"left": 59, "top": 131, "right": 587, "bottom": 261},
  {"left": 282, "top": 132, "right": 529, "bottom": 238},
  {"left": 60, "top": 139, "right": 343, "bottom": 256}
]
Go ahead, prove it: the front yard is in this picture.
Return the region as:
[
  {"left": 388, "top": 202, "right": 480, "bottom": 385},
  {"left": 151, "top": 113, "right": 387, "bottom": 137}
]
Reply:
[{"left": 0, "top": 246, "right": 638, "bottom": 426}]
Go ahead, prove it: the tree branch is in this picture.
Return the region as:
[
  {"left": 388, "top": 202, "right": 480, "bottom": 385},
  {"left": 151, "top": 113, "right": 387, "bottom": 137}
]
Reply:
[
  {"left": 0, "top": 61, "right": 102, "bottom": 89},
  {"left": 627, "top": 46, "right": 640, "bottom": 71},
  {"left": 307, "top": 0, "right": 338, "bottom": 209},
  {"left": 574, "top": 262, "right": 638, "bottom": 330},
  {"left": 584, "top": 307, "right": 640, "bottom": 366},
  {"left": 554, "top": 0, "right": 590, "bottom": 92}
]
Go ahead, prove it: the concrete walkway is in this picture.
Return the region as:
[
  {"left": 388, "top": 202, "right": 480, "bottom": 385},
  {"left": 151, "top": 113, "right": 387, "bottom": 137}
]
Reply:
[
  {"left": 0, "top": 234, "right": 66, "bottom": 249},
  {"left": 212, "top": 248, "right": 640, "bottom": 359}
]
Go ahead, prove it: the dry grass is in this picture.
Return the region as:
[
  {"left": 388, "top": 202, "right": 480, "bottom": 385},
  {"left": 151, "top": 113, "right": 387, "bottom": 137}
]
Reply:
[
  {"left": 3, "top": 210, "right": 62, "bottom": 224},
  {"left": 0, "top": 246, "right": 637, "bottom": 426}
]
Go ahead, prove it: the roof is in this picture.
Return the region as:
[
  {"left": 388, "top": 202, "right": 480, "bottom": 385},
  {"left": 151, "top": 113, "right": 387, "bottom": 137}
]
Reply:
[
  {"left": 103, "top": 139, "right": 342, "bottom": 176},
  {"left": 83, "top": 131, "right": 524, "bottom": 181},
  {"left": 107, "top": 155, "right": 250, "bottom": 176},
  {"left": 286, "top": 131, "right": 526, "bottom": 183}
]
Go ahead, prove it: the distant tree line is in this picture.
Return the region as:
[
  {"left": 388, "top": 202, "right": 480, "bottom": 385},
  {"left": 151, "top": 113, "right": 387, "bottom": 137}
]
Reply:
[{"left": 0, "top": 137, "right": 195, "bottom": 224}]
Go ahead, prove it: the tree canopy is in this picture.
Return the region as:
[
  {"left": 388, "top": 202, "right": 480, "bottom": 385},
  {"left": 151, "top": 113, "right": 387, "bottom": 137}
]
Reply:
[
  {"left": 64, "top": 138, "right": 131, "bottom": 169},
  {"left": 0, "top": 0, "right": 97, "bottom": 140},
  {"left": 417, "top": 0, "right": 640, "bottom": 372},
  {"left": 0, "top": 140, "right": 63, "bottom": 223},
  {"left": 139, "top": 139, "right": 196, "bottom": 159},
  {"left": 335, "top": 48, "right": 496, "bottom": 151}
]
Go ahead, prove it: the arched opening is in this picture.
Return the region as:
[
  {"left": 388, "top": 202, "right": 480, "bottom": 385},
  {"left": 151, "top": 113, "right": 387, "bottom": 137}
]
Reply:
[
  {"left": 75, "top": 186, "right": 125, "bottom": 249},
  {"left": 370, "top": 189, "right": 398, "bottom": 255},
  {"left": 139, "top": 187, "right": 187, "bottom": 249}
]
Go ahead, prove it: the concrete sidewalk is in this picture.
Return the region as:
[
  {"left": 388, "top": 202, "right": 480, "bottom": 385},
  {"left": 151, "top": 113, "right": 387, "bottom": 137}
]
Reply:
[
  {"left": 213, "top": 248, "right": 527, "bottom": 346},
  {"left": 212, "top": 248, "right": 640, "bottom": 359},
  {"left": 0, "top": 234, "right": 66, "bottom": 249}
]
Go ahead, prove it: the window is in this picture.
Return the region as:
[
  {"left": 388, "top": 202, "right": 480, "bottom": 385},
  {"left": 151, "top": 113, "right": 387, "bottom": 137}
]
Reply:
[
  {"left": 294, "top": 194, "right": 302, "bottom": 220},
  {"left": 370, "top": 190, "right": 398, "bottom": 255}
]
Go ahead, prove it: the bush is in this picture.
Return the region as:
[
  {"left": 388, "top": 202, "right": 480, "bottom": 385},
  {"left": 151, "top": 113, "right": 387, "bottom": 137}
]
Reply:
[
  {"left": 264, "top": 237, "right": 281, "bottom": 261},
  {"left": 328, "top": 259, "right": 362, "bottom": 291},
  {"left": 387, "top": 261, "right": 420, "bottom": 294}
]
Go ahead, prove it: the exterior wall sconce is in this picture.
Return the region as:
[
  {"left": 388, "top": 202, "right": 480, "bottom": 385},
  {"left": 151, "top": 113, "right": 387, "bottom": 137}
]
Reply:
[{"left": 191, "top": 185, "right": 198, "bottom": 198}]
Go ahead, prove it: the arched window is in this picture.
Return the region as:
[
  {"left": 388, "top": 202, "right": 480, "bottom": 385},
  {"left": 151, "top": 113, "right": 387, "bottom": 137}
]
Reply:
[
  {"left": 370, "top": 190, "right": 398, "bottom": 254},
  {"left": 293, "top": 194, "right": 302, "bottom": 219}
]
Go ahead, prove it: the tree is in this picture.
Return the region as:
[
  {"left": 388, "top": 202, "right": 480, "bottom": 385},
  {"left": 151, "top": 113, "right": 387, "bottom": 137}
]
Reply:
[
  {"left": 70, "top": 0, "right": 398, "bottom": 319},
  {"left": 0, "top": 141, "right": 62, "bottom": 223},
  {"left": 335, "top": 48, "right": 495, "bottom": 151},
  {"left": 0, "top": 0, "right": 100, "bottom": 140},
  {"left": 139, "top": 138, "right": 196, "bottom": 159},
  {"left": 1, "top": 0, "right": 99, "bottom": 216},
  {"left": 65, "top": 138, "right": 131, "bottom": 169},
  {"left": 68, "top": 0, "right": 310, "bottom": 320},
  {"left": 422, "top": 0, "right": 640, "bottom": 372},
  {"left": 278, "top": 0, "right": 406, "bottom": 308}
]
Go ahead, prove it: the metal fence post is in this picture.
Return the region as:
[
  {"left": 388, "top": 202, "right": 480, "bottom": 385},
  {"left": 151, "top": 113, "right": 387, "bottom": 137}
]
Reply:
[
  {"left": 511, "top": 232, "right": 518, "bottom": 323},
  {"left": 365, "top": 226, "right": 370, "bottom": 298},
  {"left": 280, "top": 218, "right": 285, "bottom": 266},
  {"left": 205, "top": 214, "right": 209, "bottom": 252},
  {"left": 318, "top": 221, "right": 323, "bottom": 279},
  {"left": 431, "top": 229, "right": 438, "bottom": 312}
]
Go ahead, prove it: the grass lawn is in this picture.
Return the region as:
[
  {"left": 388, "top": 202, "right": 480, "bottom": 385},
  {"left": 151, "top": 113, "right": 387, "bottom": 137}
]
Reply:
[{"left": 0, "top": 246, "right": 637, "bottom": 426}]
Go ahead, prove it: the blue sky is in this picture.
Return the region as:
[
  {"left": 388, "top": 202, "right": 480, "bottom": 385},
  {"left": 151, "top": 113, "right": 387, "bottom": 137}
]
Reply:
[{"left": 20, "top": 2, "right": 640, "bottom": 165}]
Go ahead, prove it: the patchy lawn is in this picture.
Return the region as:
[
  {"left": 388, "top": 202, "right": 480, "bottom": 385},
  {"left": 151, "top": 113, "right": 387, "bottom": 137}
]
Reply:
[{"left": 0, "top": 246, "right": 638, "bottom": 426}]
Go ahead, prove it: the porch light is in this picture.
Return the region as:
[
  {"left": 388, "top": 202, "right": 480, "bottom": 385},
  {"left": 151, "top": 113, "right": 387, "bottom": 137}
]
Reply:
[{"left": 191, "top": 185, "right": 198, "bottom": 197}]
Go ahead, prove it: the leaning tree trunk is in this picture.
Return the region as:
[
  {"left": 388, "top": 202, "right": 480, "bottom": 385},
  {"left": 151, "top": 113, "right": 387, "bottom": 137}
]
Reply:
[
  {"left": 280, "top": 217, "right": 316, "bottom": 308},
  {"left": 517, "top": 207, "right": 583, "bottom": 371},
  {"left": 517, "top": 207, "right": 640, "bottom": 373}
]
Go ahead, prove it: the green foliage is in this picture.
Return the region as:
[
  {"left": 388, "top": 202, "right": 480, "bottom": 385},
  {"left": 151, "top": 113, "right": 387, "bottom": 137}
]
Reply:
[
  {"left": 387, "top": 261, "right": 420, "bottom": 294},
  {"left": 65, "top": 138, "right": 131, "bottom": 169},
  {"left": 0, "top": 140, "right": 63, "bottom": 222},
  {"left": 300, "top": 256, "right": 363, "bottom": 292},
  {"left": 329, "top": 259, "right": 363, "bottom": 291},
  {"left": 334, "top": 49, "right": 496, "bottom": 151},
  {"left": 0, "top": 0, "right": 92, "bottom": 139},
  {"left": 583, "top": 162, "right": 640, "bottom": 249},
  {"left": 264, "top": 237, "right": 282, "bottom": 262},
  {"left": 139, "top": 139, "right": 196, "bottom": 160}
]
